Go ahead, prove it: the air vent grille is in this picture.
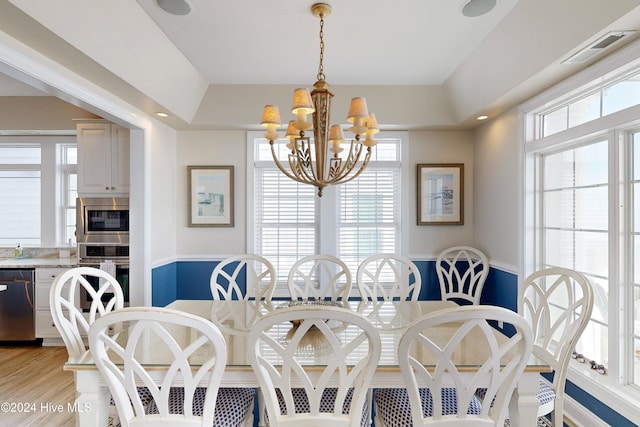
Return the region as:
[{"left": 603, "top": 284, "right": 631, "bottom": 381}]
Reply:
[{"left": 563, "top": 31, "right": 636, "bottom": 64}]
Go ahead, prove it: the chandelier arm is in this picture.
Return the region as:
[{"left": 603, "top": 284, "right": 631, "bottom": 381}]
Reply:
[
  {"left": 288, "top": 146, "right": 329, "bottom": 196},
  {"left": 269, "top": 141, "right": 311, "bottom": 184},
  {"left": 289, "top": 153, "right": 319, "bottom": 184},
  {"left": 290, "top": 138, "right": 323, "bottom": 184},
  {"left": 331, "top": 157, "right": 372, "bottom": 185},
  {"left": 328, "top": 147, "right": 372, "bottom": 186},
  {"left": 323, "top": 140, "right": 364, "bottom": 183},
  {"left": 299, "top": 139, "right": 369, "bottom": 186}
]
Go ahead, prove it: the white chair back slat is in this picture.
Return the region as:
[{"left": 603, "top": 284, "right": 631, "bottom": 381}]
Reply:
[
  {"left": 520, "top": 267, "right": 594, "bottom": 426},
  {"left": 248, "top": 305, "right": 381, "bottom": 427},
  {"left": 210, "top": 254, "right": 276, "bottom": 300},
  {"left": 50, "top": 266, "right": 124, "bottom": 360},
  {"left": 396, "top": 306, "right": 533, "bottom": 426},
  {"left": 88, "top": 307, "right": 229, "bottom": 427},
  {"left": 356, "top": 254, "right": 421, "bottom": 301},
  {"left": 436, "top": 246, "right": 489, "bottom": 305},
  {"left": 288, "top": 254, "right": 353, "bottom": 301}
]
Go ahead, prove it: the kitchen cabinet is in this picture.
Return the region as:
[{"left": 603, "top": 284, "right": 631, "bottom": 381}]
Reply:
[
  {"left": 77, "top": 121, "right": 130, "bottom": 195},
  {"left": 35, "top": 267, "right": 71, "bottom": 343}
]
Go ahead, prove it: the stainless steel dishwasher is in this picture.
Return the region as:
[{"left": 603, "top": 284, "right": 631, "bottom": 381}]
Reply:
[{"left": 0, "top": 269, "right": 36, "bottom": 341}]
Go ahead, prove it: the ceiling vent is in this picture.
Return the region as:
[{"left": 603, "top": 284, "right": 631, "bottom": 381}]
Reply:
[{"left": 562, "top": 31, "right": 636, "bottom": 64}]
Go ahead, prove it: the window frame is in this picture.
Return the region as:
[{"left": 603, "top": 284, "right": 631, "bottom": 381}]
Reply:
[
  {"left": 521, "top": 40, "right": 640, "bottom": 421},
  {"left": 0, "top": 135, "right": 76, "bottom": 247},
  {"left": 58, "top": 143, "right": 78, "bottom": 245},
  {"left": 246, "top": 130, "right": 408, "bottom": 298}
]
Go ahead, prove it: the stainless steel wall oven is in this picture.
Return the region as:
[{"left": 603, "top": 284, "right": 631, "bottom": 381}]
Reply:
[
  {"left": 76, "top": 197, "right": 130, "bottom": 311},
  {"left": 77, "top": 243, "right": 130, "bottom": 312},
  {"left": 76, "top": 197, "right": 129, "bottom": 244}
]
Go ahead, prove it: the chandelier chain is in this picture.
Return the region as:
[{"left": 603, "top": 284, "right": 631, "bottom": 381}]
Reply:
[{"left": 317, "top": 12, "right": 325, "bottom": 82}]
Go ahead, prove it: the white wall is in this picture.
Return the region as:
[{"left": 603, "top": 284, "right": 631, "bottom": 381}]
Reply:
[
  {"left": 473, "top": 108, "right": 521, "bottom": 272},
  {"left": 173, "top": 129, "right": 475, "bottom": 260},
  {"left": 176, "top": 130, "right": 247, "bottom": 257},
  {"left": 407, "top": 130, "right": 475, "bottom": 259},
  {"left": 148, "top": 123, "right": 178, "bottom": 264}
]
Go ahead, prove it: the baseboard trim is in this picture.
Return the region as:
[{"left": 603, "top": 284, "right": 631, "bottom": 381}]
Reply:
[{"left": 564, "top": 394, "right": 609, "bottom": 427}]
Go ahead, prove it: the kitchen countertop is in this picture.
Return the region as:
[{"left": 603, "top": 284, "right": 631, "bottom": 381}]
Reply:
[{"left": 0, "top": 257, "right": 78, "bottom": 269}]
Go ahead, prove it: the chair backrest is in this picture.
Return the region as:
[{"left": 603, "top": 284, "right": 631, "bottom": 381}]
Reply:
[
  {"left": 520, "top": 267, "right": 594, "bottom": 426},
  {"left": 436, "top": 246, "right": 489, "bottom": 305},
  {"left": 399, "top": 306, "right": 533, "bottom": 426},
  {"left": 356, "top": 253, "right": 422, "bottom": 301},
  {"left": 288, "top": 254, "right": 352, "bottom": 301},
  {"left": 210, "top": 254, "right": 276, "bottom": 300},
  {"left": 50, "top": 266, "right": 124, "bottom": 360},
  {"left": 248, "top": 305, "right": 381, "bottom": 427},
  {"left": 88, "top": 307, "right": 228, "bottom": 427}
]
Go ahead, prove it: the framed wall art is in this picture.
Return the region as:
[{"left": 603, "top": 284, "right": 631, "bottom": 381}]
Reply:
[
  {"left": 417, "top": 163, "right": 464, "bottom": 225},
  {"left": 188, "top": 165, "right": 234, "bottom": 227}
]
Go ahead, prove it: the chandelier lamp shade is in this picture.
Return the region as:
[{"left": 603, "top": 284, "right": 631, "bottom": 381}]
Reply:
[{"left": 260, "top": 3, "right": 379, "bottom": 197}]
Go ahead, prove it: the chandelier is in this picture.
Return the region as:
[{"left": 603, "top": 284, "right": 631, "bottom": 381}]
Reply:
[{"left": 260, "top": 3, "right": 379, "bottom": 197}]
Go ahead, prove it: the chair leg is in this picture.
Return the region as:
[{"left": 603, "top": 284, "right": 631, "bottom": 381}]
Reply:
[
  {"left": 552, "top": 396, "right": 564, "bottom": 427},
  {"left": 258, "top": 388, "right": 267, "bottom": 427},
  {"left": 366, "top": 388, "right": 373, "bottom": 426}
]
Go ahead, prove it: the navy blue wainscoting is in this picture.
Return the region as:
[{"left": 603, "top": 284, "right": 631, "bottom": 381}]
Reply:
[
  {"left": 151, "top": 262, "right": 177, "bottom": 307},
  {"left": 412, "top": 260, "right": 441, "bottom": 300},
  {"left": 176, "top": 261, "right": 220, "bottom": 299},
  {"left": 152, "top": 260, "right": 252, "bottom": 306},
  {"left": 565, "top": 380, "right": 636, "bottom": 426},
  {"left": 480, "top": 267, "right": 518, "bottom": 312}
]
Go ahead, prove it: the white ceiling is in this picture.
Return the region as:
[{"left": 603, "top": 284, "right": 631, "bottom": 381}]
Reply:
[
  {"left": 3, "top": 0, "right": 640, "bottom": 130},
  {"left": 135, "top": 0, "right": 519, "bottom": 86}
]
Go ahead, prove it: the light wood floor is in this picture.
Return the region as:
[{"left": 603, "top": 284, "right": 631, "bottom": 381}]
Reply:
[{"left": 0, "top": 346, "right": 76, "bottom": 427}]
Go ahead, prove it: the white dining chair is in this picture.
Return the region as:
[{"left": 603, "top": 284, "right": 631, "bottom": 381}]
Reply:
[
  {"left": 248, "top": 305, "right": 381, "bottom": 427},
  {"left": 50, "top": 266, "right": 125, "bottom": 360},
  {"left": 50, "top": 266, "right": 153, "bottom": 425},
  {"left": 287, "top": 254, "right": 353, "bottom": 301},
  {"left": 374, "top": 305, "right": 533, "bottom": 426},
  {"left": 356, "top": 253, "right": 422, "bottom": 301},
  {"left": 435, "top": 246, "right": 489, "bottom": 305},
  {"left": 210, "top": 254, "right": 277, "bottom": 300},
  {"left": 210, "top": 254, "right": 277, "bottom": 427},
  {"left": 519, "top": 267, "right": 594, "bottom": 426},
  {"left": 88, "top": 306, "right": 255, "bottom": 427}
]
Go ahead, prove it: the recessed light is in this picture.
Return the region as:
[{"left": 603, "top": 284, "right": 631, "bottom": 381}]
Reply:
[
  {"left": 156, "top": 112, "right": 169, "bottom": 118},
  {"left": 155, "top": 0, "right": 191, "bottom": 16},
  {"left": 477, "top": 115, "right": 489, "bottom": 121},
  {"left": 461, "top": 0, "right": 496, "bottom": 18}
]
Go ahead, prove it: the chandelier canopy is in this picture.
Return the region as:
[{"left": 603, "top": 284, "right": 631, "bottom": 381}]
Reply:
[{"left": 260, "top": 3, "right": 379, "bottom": 197}]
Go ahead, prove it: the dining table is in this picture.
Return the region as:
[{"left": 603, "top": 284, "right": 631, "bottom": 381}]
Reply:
[{"left": 64, "top": 299, "right": 549, "bottom": 427}]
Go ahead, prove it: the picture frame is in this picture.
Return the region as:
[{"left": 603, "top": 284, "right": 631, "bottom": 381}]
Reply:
[
  {"left": 417, "top": 163, "right": 464, "bottom": 225},
  {"left": 188, "top": 165, "right": 234, "bottom": 227}
]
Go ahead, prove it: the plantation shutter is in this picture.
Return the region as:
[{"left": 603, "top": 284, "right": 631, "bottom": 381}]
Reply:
[
  {"left": 337, "top": 166, "right": 401, "bottom": 275},
  {"left": 251, "top": 135, "right": 403, "bottom": 298},
  {"left": 254, "top": 168, "right": 318, "bottom": 293}
]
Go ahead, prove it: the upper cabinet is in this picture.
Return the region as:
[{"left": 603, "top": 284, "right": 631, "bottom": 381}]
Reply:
[{"left": 77, "top": 121, "right": 130, "bottom": 195}]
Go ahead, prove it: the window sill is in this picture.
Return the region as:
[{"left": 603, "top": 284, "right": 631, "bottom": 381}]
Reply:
[{"left": 567, "top": 360, "right": 640, "bottom": 423}]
